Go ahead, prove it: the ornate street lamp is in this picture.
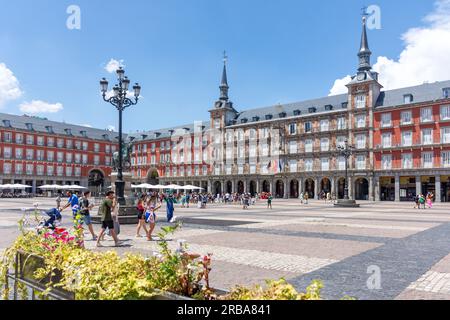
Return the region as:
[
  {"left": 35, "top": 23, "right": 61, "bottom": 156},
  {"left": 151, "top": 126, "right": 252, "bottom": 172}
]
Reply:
[
  {"left": 335, "top": 139, "right": 360, "bottom": 207},
  {"left": 100, "top": 68, "right": 141, "bottom": 205}
]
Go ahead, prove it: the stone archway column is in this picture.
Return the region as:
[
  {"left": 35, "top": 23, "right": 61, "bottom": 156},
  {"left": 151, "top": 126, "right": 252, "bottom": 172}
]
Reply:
[
  {"left": 244, "top": 180, "right": 248, "bottom": 193},
  {"left": 270, "top": 179, "right": 274, "bottom": 194},
  {"left": 207, "top": 180, "right": 212, "bottom": 194},
  {"left": 348, "top": 176, "right": 354, "bottom": 200},
  {"left": 375, "top": 177, "right": 380, "bottom": 201},
  {"left": 416, "top": 176, "right": 421, "bottom": 197},
  {"left": 369, "top": 176, "right": 374, "bottom": 201},
  {"left": 436, "top": 175, "right": 442, "bottom": 203},
  {"left": 395, "top": 175, "right": 400, "bottom": 202},
  {"left": 256, "top": 180, "right": 260, "bottom": 194},
  {"left": 298, "top": 178, "right": 303, "bottom": 198},
  {"left": 331, "top": 177, "right": 336, "bottom": 197},
  {"left": 314, "top": 177, "right": 319, "bottom": 200},
  {"left": 284, "top": 178, "right": 289, "bottom": 199}
]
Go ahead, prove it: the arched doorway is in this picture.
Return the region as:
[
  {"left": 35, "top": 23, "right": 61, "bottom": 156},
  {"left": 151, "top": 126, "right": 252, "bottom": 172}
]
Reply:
[
  {"left": 262, "top": 180, "right": 270, "bottom": 193},
  {"left": 226, "top": 181, "right": 232, "bottom": 194},
  {"left": 146, "top": 168, "right": 159, "bottom": 185},
  {"left": 355, "top": 178, "right": 369, "bottom": 200},
  {"left": 290, "top": 180, "right": 299, "bottom": 198},
  {"left": 237, "top": 181, "right": 245, "bottom": 194},
  {"left": 337, "top": 178, "right": 346, "bottom": 199},
  {"left": 320, "top": 178, "right": 331, "bottom": 195},
  {"left": 88, "top": 169, "right": 105, "bottom": 195},
  {"left": 214, "top": 181, "right": 222, "bottom": 195},
  {"left": 249, "top": 181, "right": 257, "bottom": 196},
  {"left": 275, "top": 180, "right": 284, "bottom": 198},
  {"left": 304, "top": 179, "right": 315, "bottom": 199}
]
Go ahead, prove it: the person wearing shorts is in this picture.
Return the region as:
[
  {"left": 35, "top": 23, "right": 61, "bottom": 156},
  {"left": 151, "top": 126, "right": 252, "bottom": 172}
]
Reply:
[
  {"left": 96, "top": 191, "right": 121, "bottom": 247},
  {"left": 135, "top": 195, "right": 148, "bottom": 238},
  {"left": 81, "top": 191, "right": 97, "bottom": 240}
]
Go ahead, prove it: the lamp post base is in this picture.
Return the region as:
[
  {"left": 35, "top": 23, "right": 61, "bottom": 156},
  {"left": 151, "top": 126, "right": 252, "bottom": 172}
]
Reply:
[
  {"left": 115, "top": 180, "right": 126, "bottom": 205},
  {"left": 334, "top": 199, "right": 360, "bottom": 208}
]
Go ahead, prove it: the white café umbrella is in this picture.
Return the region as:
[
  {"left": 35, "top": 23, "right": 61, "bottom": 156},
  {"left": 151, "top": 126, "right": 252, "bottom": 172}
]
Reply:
[
  {"left": 38, "top": 185, "right": 53, "bottom": 189},
  {"left": 164, "top": 184, "right": 182, "bottom": 190},
  {"left": 12, "top": 184, "right": 32, "bottom": 189},
  {"left": 0, "top": 184, "right": 14, "bottom": 189},
  {"left": 183, "top": 185, "right": 204, "bottom": 190}
]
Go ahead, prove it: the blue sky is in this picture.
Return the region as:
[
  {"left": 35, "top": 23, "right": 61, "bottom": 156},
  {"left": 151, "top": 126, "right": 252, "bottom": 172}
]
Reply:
[{"left": 0, "top": 0, "right": 443, "bottom": 132}]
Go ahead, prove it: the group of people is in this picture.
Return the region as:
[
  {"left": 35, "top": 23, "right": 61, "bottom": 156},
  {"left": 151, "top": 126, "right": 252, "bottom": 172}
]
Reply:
[{"left": 414, "top": 192, "right": 435, "bottom": 209}]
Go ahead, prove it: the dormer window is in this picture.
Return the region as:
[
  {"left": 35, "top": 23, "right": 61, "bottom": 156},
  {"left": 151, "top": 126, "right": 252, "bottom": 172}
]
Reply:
[
  {"left": 342, "top": 102, "right": 349, "bottom": 109},
  {"left": 308, "top": 107, "right": 317, "bottom": 114},
  {"left": 80, "top": 130, "right": 87, "bottom": 138},
  {"left": 241, "top": 118, "right": 248, "bottom": 124},
  {"left": 279, "top": 112, "right": 287, "bottom": 118},
  {"left": 155, "top": 132, "right": 161, "bottom": 138},
  {"left": 102, "top": 134, "right": 109, "bottom": 140},
  {"left": 141, "top": 134, "right": 148, "bottom": 140},
  {"left": 265, "top": 114, "right": 273, "bottom": 120},
  {"left": 403, "top": 94, "right": 414, "bottom": 104},
  {"left": 64, "top": 128, "right": 72, "bottom": 136},
  {"left": 325, "top": 105, "right": 333, "bottom": 111},
  {"left": 45, "top": 126, "right": 53, "bottom": 133},
  {"left": 168, "top": 130, "right": 174, "bottom": 136},
  {"left": 252, "top": 116, "right": 260, "bottom": 122},
  {"left": 25, "top": 123, "right": 34, "bottom": 131},
  {"left": 293, "top": 110, "right": 301, "bottom": 116},
  {"left": 443, "top": 88, "right": 450, "bottom": 99},
  {"left": 2, "top": 120, "right": 11, "bottom": 127}
]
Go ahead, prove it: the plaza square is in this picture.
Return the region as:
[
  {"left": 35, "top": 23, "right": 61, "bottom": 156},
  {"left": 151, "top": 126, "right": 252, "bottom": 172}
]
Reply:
[{"left": 1, "top": 198, "right": 450, "bottom": 300}]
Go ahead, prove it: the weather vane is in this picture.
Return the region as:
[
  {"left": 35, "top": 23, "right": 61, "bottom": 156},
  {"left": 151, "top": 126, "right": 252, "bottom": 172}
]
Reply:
[
  {"left": 361, "top": 6, "right": 369, "bottom": 21},
  {"left": 223, "top": 50, "right": 228, "bottom": 65}
]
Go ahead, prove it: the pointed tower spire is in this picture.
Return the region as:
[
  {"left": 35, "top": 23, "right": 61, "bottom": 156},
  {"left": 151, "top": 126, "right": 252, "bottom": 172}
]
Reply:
[
  {"left": 219, "top": 51, "right": 229, "bottom": 101},
  {"left": 358, "top": 13, "right": 372, "bottom": 72}
]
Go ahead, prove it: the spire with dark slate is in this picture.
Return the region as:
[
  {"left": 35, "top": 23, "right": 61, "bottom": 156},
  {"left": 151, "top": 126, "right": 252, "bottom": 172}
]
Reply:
[
  {"left": 219, "top": 51, "right": 229, "bottom": 101},
  {"left": 358, "top": 15, "right": 372, "bottom": 72}
]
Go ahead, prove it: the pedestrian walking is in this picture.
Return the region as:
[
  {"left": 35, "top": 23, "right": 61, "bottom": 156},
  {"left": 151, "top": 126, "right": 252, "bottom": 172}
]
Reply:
[
  {"left": 96, "top": 191, "right": 122, "bottom": 247},
  {"left": 61, "top": 190, "right": 79, "bottom": 219},
  {"left": 165, "top": 193, "right": 176, "bottom": 223},
  {"left": 267, "top": 194, "right": 273, "bottom": 209},
  {"left": 80, "top": 191, "right": 97, "bottom": 240},
  {"left": 145, "top": 203, "right": 161, "bottom": 241},
  {"left": 304, "top": 192, "right": 309, "bottom": 204},
  {"left": 135, "top": 195, "right": 148, "bottom": 238}
]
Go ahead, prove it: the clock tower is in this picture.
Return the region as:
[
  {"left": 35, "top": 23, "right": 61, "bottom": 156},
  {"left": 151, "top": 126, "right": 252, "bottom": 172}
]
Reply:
[
  {"left": 209, "top": 52, "right": 239, "bottom": 130},
  {"left": 345, "top": 15, "right": 383, "bottom": 202}
]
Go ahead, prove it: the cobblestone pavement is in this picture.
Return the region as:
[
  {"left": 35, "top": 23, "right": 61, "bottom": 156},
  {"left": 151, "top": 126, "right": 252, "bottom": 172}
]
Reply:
[{"left": 1, "top": 198, "right": 450, "bottom": 300}]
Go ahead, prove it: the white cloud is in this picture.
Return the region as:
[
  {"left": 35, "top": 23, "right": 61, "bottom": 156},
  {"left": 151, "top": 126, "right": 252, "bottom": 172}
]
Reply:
[
  {"left": 330, "top": 0, "right": 450, "bottom": 95},
  {"left": 0, "top": 63, "right": 23, "bottom": 107},
  {"left": 105, "top": 58, "right": 125, "bottom": 73},
  {"left": 19, "top": 100, "right": 63, "bottom": 114},
  {"left": 107, "top": 125, "right": 116, "bottom": 131},
  {"left": 80, "top": 124, "right": 93, "bottom": 128}
]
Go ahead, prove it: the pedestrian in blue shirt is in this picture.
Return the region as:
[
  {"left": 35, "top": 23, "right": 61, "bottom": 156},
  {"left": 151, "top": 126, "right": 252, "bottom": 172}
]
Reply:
[{"left": 61, "top": 190, "right": 79, "bottom": 218}]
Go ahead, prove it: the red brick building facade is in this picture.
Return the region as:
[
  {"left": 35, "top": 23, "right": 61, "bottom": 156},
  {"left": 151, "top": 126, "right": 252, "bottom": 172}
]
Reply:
[{"left": 0, "top": 114, "right": 118, "bottom": 194}]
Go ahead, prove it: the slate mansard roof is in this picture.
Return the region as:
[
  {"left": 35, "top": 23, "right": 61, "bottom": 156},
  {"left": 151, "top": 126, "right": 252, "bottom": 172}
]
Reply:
[
  {"left": 0, "top": 112, "right": 119, "bottom": 141},
  {"left": 233, "top": 80, "right": 450, "bottom": 125},
  {"left": 127, "top": 121, "right": 211, "bottom": 142}
]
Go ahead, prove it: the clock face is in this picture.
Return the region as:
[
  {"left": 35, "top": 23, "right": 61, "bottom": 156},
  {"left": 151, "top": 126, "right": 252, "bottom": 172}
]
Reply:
[{"left": 357, "top": 73, "right": 366, "bottom": 81}]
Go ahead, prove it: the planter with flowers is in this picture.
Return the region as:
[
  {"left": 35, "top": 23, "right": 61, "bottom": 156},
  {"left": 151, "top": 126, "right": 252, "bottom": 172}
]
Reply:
[{"left": 1, "top": 209, "right": 327, "bottom": 300}]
